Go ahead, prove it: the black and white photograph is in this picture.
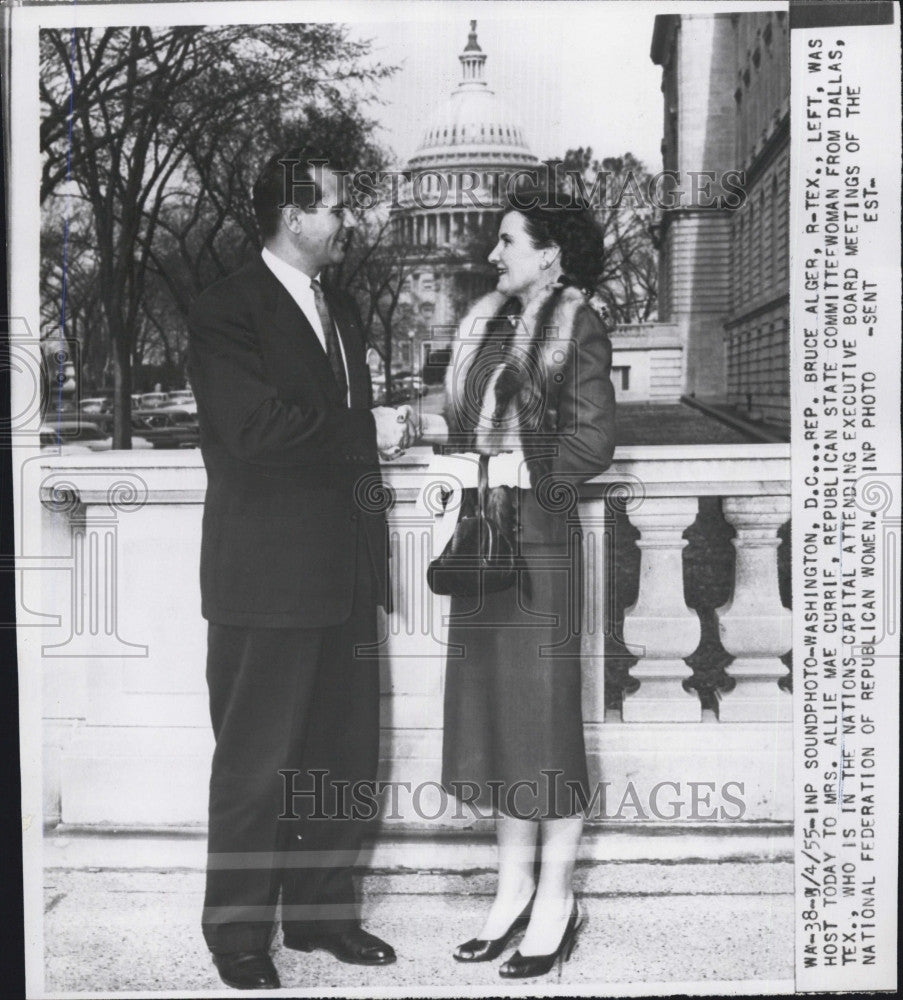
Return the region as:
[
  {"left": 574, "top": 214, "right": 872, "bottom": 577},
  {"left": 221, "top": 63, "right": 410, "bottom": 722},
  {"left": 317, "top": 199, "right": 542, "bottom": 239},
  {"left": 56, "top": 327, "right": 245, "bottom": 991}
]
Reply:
[{"left": 3, "top": 0, "right": 899, "bottom": 996}]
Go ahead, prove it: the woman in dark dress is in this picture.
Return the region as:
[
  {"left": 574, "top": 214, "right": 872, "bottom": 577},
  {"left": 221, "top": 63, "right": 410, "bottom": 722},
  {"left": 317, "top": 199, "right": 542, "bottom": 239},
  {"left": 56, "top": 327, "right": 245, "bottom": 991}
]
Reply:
[{"left": 439, "top": 188, "right": 616, "bottom": 978}]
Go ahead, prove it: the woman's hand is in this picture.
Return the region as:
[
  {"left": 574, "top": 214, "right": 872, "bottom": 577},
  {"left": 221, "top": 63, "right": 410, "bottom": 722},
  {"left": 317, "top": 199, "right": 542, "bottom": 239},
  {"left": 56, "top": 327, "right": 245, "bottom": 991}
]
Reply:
[
  {"left": 474, "top": 438, "right": 503, "bottom": 456},
  {"left": 474, "top": 416, "right": 512, "bottom": 456}
]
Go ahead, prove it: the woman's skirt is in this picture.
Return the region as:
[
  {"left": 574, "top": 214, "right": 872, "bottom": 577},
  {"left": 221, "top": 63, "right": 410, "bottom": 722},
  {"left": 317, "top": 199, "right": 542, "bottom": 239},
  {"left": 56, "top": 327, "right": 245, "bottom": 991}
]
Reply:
[{"left": 440, "top": 540, "right": 590, "bottom": 820}]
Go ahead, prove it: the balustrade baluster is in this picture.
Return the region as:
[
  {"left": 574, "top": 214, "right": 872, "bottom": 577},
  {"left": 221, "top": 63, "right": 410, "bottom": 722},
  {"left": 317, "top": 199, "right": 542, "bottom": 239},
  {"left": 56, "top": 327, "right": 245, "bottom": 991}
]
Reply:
[
  {"left": 717, "top": 496, "right": 791, "bottom": 721},
  {"left": 621, "top": 496, "right": 702, "bottom": 721}
]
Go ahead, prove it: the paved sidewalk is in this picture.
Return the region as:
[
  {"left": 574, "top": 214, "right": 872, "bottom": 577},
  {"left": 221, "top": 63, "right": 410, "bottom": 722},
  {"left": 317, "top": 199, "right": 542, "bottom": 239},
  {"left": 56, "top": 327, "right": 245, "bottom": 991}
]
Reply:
[{"left": 43, "top": 861, "right": 794, "bottom": 994}]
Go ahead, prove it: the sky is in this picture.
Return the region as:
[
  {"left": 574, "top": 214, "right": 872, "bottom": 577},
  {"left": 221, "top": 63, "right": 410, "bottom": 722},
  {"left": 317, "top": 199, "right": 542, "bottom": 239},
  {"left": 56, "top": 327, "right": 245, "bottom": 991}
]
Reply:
[{"left": 348, "top": 3, "right": 663, "bottom": 171}]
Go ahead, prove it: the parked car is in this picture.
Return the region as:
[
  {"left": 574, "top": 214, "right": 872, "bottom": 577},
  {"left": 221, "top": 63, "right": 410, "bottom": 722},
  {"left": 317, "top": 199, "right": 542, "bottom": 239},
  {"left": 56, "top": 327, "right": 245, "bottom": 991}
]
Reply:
[
  {"left": 39, "top": 418, "right": 108, "bottom": 447},
  {"left": 131, "top": 407, "right": 199, "bottom": 448},
  {"left": 372, "top": 370, "right": 427, "bottom": 406},
  {"left": 47, "top": 400, "right": 80, "bottom": 417},
  {"left": 40, "top": 422, "right": 155, "bottom": 452},
  {"left": 167, "top": 390, "right": 195, "bottom": 405},
  {"left": 160, "top": 398, "right": 197, "bottom": 415},
  {"left": 79, "top": 397, "right": 111, "bottom": 414},
  {"left": 374, "top": 385, "right": 419, "bottom": 407},
  {"left": 138, "top": 392, "right": 171, "bottom": 409}
]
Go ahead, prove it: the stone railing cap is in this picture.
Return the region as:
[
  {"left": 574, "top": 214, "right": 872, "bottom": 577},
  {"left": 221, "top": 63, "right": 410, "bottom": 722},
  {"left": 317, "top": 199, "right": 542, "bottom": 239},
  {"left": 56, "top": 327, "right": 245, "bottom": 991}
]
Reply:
[{"left": 38, "top": 444, "right": 790, "bottom": 507}]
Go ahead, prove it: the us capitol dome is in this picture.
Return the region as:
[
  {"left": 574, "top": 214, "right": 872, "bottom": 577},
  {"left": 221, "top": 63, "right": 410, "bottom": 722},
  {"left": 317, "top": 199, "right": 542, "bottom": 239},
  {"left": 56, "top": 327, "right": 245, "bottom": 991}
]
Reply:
[{"left": 393, "top": 21, "right": 540, "bottom": 328}]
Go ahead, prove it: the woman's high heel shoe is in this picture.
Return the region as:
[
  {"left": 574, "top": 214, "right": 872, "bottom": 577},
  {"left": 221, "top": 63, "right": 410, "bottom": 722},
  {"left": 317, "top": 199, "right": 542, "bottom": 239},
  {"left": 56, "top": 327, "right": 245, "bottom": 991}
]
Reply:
[
  {"left": 498, "top": 900, "right": 583, "bottom": 979},
  {"left": 453, "top": 893, "right": 535, "bottom": 962}
]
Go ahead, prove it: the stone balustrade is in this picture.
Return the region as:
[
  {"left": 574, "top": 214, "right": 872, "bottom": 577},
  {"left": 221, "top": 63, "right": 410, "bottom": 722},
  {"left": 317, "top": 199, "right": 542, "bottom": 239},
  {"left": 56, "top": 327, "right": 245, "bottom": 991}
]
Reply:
[{"left": 31, "top": 444, "right": 792, "bottom": 830}]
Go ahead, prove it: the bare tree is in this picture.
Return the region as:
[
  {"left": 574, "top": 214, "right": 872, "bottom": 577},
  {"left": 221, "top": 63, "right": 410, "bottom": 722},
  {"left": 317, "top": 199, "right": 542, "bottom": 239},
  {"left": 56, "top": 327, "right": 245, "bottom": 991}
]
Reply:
[
  {"left": 332, "top": 198, "right": 442, "bottom": 399},
  {"left": 40, "top": 199, "right": 109, "bottom": 399},
  {"left": 145, "top": 100, "right": 392, "bottom": 325},
  {"left": 561, "top": 149, "right": 659, "bottom": 324},
  {"left": 40, "top": 24, "right": 394, "bottom": 446}
]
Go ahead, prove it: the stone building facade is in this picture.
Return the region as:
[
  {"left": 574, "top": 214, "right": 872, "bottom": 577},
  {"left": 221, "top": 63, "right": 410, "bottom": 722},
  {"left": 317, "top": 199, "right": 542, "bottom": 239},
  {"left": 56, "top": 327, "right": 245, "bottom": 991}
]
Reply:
[
  {"left": 652, "top": 10, "right": 790, "bottom": 430},
  {"left": 726, "top": 11, "right": 790, "bottom": 428}
]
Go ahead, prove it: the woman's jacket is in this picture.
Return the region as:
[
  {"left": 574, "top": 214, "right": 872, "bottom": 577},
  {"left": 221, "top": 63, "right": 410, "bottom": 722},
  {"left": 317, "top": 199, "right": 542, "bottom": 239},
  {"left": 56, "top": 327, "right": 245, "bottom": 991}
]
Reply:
[{"left": 442, "top": 283, "right": 616, "bottom": 548}]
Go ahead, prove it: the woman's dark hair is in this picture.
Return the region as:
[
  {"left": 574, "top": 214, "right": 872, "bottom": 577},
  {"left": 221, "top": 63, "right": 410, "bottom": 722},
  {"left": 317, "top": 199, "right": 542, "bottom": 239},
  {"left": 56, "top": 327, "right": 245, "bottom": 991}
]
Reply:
[{"left": 502, "top": 181, "right": 606, "bottom": 293}]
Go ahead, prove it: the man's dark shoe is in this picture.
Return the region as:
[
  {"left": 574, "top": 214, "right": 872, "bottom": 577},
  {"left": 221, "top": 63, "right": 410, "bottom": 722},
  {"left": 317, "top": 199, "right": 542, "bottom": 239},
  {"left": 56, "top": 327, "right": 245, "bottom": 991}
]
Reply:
[
  {"left": 285, "top": 925, "right": 396, "bottom": 966},
  {"left": 212, "top": 950, "right": 281, "bottom": 990}
]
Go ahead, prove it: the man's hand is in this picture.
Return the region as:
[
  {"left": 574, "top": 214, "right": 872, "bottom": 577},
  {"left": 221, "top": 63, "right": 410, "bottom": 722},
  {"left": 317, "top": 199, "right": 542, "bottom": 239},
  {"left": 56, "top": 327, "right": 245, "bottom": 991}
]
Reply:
[
  {"left": 394, "top": 404, "right": 421, "bottom": 445},
  {"left": 372, "top": 406, "right": 420, "bottom": 459}
]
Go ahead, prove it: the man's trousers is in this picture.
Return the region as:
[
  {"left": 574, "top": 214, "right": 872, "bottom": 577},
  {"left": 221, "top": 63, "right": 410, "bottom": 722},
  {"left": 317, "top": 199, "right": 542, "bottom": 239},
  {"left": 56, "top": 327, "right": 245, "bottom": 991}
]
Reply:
[{"left": 201, "top": 573, "right": 380, "bottom": 955}]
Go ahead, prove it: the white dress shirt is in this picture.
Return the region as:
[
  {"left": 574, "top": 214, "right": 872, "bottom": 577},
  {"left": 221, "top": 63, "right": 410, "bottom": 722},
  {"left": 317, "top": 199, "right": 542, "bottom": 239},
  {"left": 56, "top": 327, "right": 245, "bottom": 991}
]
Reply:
[{"left": 261, "top": 247, "right": 350, "bottom": 404}]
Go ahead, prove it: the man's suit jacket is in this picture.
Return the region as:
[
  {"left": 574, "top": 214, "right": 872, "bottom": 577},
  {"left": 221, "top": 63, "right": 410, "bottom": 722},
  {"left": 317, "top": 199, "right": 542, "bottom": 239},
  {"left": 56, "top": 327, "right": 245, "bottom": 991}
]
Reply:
[{"left": 188, "top": 255, "right": 388, "bottom": 629}]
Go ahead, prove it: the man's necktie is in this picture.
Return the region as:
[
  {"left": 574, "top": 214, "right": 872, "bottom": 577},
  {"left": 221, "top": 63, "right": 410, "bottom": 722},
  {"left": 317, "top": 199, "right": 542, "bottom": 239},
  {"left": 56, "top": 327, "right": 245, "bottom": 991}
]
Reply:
[{"left": 310, "top": 279, "right": 348, "bottom": 404}]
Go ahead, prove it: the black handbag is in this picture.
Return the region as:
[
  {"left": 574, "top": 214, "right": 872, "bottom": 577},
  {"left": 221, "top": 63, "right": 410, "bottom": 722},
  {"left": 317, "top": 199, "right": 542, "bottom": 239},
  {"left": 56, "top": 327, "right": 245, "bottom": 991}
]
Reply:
[{"left": 427, "top": 454, "right": 518, "bottom": 597}]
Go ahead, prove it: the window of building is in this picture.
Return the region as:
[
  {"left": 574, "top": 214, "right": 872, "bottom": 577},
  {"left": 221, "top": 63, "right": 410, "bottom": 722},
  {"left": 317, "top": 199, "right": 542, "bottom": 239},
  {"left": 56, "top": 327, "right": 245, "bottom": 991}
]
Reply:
[
  {"left": 762, "top": 182, "right": 774, "bottom": 289},
  {"left": 612, "top": 366, "right": 630, "bottom": 391},
  {"left": 770, "top": 174, "right": 780, "bottom": 288},
  {"left": 746, "top": 203, "right": 754, "bottom": 304},
  {"left": 753, "top": 192, "right": 764, "bottom": 297}
]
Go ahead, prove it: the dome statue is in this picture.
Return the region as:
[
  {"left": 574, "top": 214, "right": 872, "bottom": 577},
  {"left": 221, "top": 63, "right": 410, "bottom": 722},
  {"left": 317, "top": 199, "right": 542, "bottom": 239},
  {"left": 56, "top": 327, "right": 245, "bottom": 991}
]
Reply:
[
  {"left": 392, "top": 23, "right": 540, "bottom": 330},
  {"left": 406, "top": 20, "right": 537, "bottom": 173}
]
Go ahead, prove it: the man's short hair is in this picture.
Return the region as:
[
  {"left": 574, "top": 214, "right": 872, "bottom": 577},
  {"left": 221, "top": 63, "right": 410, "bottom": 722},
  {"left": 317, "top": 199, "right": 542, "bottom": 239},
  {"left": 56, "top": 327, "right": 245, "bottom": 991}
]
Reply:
[{"left": 252, "top": 150, "right": 329, "bottom": 243}]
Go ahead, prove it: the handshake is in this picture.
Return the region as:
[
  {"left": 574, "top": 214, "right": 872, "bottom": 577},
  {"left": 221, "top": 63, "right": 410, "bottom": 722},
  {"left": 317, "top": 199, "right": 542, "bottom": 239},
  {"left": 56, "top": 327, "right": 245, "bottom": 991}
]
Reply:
[{"left": 372, "top": 405, "right": 422, "bottom": 460}]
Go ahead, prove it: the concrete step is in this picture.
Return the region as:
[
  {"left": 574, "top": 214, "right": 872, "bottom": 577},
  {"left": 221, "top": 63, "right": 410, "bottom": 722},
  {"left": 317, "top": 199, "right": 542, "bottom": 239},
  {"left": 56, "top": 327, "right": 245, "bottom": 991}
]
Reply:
[
  {"left": 42, "top": 865, "right": 794, "bottom": 993},
  {"left": 44, "top": 822, "right": 793, "bottom": 871}
]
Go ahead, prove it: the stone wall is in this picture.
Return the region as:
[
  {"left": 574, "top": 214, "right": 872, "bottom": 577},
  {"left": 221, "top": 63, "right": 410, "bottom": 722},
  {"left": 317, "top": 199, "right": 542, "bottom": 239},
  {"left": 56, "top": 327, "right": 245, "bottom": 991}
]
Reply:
[{"left": 31, "top": 448, "right": 793, "bottom": 838}]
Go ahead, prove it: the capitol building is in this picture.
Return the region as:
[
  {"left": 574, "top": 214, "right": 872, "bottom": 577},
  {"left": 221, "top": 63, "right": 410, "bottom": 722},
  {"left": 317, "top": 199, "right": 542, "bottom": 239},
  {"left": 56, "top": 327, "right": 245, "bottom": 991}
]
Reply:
[
  {"left": 392, "top": 21, "right": 540, "bottom": 331},
  {"left": 388, "top": 21, "right": 683, "bottom": 409},
  {"left": 389, "top": 14, "right": 790, "bottom": 426}
]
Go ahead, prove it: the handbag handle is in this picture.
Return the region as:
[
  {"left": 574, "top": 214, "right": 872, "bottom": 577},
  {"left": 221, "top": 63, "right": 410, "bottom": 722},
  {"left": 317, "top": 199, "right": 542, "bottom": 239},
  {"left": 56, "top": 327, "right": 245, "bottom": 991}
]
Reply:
[{"left": 477, "top": 453, "right": 490, "bottom": 517}]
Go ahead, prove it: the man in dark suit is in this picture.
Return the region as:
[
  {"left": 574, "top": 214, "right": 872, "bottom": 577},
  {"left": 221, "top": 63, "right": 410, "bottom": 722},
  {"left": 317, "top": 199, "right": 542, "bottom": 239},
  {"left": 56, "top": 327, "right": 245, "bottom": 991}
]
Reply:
[{"left": 188, "top": 151, "right": 413, "bottom": 990}]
